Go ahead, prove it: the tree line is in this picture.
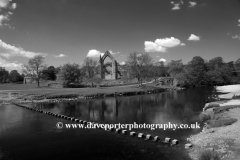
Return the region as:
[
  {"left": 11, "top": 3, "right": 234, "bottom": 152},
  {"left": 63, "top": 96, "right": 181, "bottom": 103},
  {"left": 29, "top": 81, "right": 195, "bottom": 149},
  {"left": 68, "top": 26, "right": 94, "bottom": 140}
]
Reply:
[
  {"left": 20, "top": 55, "right": 100, "bottom": 87},
  {"left": 0, "top": 68, "right": 24, "bottom": 83},
  {"left": 1, "top": 53, "right": 240, "bottom": 87},
  {"left": 167, "top": 56, "right": 240, "bottom": 87}
]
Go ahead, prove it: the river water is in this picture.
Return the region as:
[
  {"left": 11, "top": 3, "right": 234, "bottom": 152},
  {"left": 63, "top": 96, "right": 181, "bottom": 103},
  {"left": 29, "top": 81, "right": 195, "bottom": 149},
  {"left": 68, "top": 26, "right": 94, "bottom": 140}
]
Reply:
[{"left": 0, "top": 87, "right": 217, "bottom": 160}]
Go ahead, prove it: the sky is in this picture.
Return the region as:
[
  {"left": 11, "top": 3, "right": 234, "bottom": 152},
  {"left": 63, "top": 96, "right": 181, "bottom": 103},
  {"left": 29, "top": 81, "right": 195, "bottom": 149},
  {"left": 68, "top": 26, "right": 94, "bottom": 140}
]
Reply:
[{"left": 0, "top": 0, "right": 240, "bottom": 72}]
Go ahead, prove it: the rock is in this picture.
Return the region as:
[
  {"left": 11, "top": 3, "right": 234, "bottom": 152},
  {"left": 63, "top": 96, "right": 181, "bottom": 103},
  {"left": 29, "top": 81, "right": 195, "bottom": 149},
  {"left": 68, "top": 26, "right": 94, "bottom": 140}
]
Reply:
[
  {"left": 185, "top": 143, "right": 193, "bottom": 149},
  {"left": 203, "top": 103, "right": 220, "bottom": 111},
  {"left": 216, "top": 148, "right": 227, "bottom": 154},
  {"left": 209, "top": 130, "right": 215, "bottom": 133}
]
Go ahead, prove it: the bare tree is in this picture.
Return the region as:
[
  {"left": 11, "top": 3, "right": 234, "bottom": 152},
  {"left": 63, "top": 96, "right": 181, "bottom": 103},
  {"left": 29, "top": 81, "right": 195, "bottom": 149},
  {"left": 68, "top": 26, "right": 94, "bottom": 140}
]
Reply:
[
  {"left": 22, "top": 55, "right": 46, "bottom": 87},
  {"left": 82, "top": 57, "right": 99, "bottom": 87},
  {"left": 126, "top": 52, "right": 153, "bottom": 85}
]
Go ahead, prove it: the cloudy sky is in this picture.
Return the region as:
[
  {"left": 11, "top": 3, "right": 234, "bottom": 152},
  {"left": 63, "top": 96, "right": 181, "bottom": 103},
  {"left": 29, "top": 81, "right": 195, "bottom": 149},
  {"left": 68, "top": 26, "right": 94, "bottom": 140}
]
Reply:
[{"left": 0, "top": 0, "right": 240, "bottom": 71}]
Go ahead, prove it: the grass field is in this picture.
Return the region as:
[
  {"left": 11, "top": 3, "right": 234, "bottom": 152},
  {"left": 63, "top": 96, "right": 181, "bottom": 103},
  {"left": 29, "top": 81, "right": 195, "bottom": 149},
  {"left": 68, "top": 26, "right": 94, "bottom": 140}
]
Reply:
[{"left": 0, "top": 83, "right": 173, "bottom": 98}]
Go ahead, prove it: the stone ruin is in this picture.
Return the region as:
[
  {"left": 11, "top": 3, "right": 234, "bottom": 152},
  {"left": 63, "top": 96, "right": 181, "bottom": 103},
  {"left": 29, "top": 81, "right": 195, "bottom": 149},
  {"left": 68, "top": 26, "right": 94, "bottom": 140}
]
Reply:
[{"left": 99, "top": 51, "right": 126, "bottom": 80}]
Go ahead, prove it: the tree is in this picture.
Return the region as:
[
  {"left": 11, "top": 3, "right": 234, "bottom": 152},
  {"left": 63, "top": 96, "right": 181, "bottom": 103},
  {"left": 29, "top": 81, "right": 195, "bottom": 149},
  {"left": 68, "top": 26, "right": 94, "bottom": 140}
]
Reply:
[
  {"left": 167, "top": 60, "right": 184, "bottom": 77},
  {"left": 207, "top": 57, "right": 224, "bottom": 70},
  {"left": 174, "top": 72, "right": 187, "bottom": 87},
  {"left": 150, "top": 61, "right": 166, "bottom": 82},
  {"left": 0, "top": 67, "right": 9, "bottom": 83},
  {"left": 205, "top": 57, "right": 233, "bottom": 85},
  {"left": 22, "top": 55, "right": 46, "bottom": 87},
  {"left": 9, "top": 70, "right": 23, "bottom": 83},
  {"left": 82, "top": 57, "right": 99, "bottom": 87},
  {"left": 126, "top": 52, "right": 153, "bottom": 85},
  {"left": 42, "top": 66, "right": 56, "bottom": 80},
  {"left": 235, "top": 58, "right": 240, "bottom": 70},
  {"left": 58, "top": 63, "right": 82, "bottom": 86},
  {"left": 187, "top": 56, "right": 207, "bottom": 86}
]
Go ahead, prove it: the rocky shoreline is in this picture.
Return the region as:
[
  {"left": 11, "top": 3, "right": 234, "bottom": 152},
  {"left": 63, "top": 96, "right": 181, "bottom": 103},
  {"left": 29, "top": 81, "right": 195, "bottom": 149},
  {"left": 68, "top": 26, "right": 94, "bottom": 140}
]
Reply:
[{"left": 186, "top": 100, "right": 240, "bottom": 160}]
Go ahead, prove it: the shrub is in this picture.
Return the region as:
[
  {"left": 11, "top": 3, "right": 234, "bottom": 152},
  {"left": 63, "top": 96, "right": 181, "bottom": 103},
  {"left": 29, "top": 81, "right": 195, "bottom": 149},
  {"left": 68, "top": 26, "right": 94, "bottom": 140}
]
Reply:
[
  {"left": 199, "top": 113, "right": 211, "bottom": 122},
  {"left": 207, "top": 118, "right": 237, "bottom": 128},
  {"left": 213, "top": 105, "right": 239, "bottom": 113},
  {"left": 198, "top": 150, "right": 220, "bottom": 160},
  {"left": 64, "top": 83, "right": 86, "bottom": 88}
]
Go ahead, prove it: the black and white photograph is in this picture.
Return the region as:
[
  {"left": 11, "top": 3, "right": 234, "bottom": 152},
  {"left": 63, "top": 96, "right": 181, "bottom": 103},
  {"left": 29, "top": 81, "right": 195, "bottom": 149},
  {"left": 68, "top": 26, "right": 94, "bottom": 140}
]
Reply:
[{"left": 0, "top": 0, "right": 240, "bottom": 160}]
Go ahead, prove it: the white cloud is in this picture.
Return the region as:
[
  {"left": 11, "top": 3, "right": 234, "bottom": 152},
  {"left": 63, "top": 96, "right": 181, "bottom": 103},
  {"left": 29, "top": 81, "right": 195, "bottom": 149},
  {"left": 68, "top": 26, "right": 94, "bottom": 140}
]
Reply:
[
  {"left": 54, "top": 54, "right": 66, "bottom": 58},
  {"left": 189, "top": 1, "right": 197, "bottom": 7},
  {"left": 0, "top": 10, "right": 16, "bottom": 27},
  {"left": 87, "top": 49, "right": 104, "bottom": 58},
  {"left": 0, "top": 57, "right": 22, "bottom": 71},
  {"left": 145, "top": 37, "right": 185, "bottom": 53},
  {"left": 159, "top": 58, "right": 166, "bottom": 62},
  {"left": 120, "top": 62, "right": 125, "bottom": 65},
  {"left": 155, "top": 37, "right": 184, "bottom": 47},
  {"left": 0, "top": 1, "right": 17, "bottom": 27},
  {"left": 172, "top": 3, "right": 180, "bottom": 10},
  {"left": 170, "top": 1, "right": 184, "bottom": 10},
  {"left": 87, "top": 50, "right": 118, "bottom": 58},
  {"left": 0, "top": 14, "right": 9, "bottom": 26},
  {"left": 0, "top": 53, "right": 10, "bottom": 58},
  {"left": 109, "top": 50, "right": 118, "bottom": 55},
  {"left": 0, "top": 0, "right": 11, "bottom": 8},
  {"left": 232, "top": 35, "right": 240, "bottom": 40},
  {"left": 0, "top": 39, "right": 47, "bottom": 58},
  {"left": 10, "top": 3, "right": 16, "bottom": 9},
  {"left": 145, "top": 41, "right": 166, "bottom": 52},
  {"left": 188, "top": 34, "right": 200, "bottom": 41}
]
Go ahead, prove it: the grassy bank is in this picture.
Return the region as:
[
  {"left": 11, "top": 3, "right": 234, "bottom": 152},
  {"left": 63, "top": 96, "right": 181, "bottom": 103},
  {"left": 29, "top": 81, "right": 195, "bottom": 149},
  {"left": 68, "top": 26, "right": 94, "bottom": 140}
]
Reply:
[
  {"left": 0, "top": 83, "right": 179, "bottom": 101},
  {"left": 188, "top": 100, "right": 240, "bottom": 160}
]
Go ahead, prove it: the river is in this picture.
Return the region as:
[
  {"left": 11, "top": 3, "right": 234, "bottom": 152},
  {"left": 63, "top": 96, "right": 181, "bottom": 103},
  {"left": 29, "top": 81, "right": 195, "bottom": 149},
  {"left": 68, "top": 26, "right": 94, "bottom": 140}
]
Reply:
[{"left": 0, "top": 87, "right": 217, "bottom": 160}]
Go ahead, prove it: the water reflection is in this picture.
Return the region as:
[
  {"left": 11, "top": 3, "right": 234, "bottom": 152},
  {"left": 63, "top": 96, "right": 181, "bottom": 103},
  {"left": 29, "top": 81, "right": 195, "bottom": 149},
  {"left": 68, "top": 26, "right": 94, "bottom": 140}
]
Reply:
[
  {"left": 0, "top": 87, "right": 215, "bottom": 160},
  {"left": 36, "top": 87, "right": 214, "bottom": 130}
]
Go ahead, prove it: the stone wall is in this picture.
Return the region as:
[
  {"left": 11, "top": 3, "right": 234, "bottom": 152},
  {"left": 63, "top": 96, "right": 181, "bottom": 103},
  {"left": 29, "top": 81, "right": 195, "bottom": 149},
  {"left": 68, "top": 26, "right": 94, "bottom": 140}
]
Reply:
[{"left": 48, "top": 82, "right": 63, "bottom": 88}]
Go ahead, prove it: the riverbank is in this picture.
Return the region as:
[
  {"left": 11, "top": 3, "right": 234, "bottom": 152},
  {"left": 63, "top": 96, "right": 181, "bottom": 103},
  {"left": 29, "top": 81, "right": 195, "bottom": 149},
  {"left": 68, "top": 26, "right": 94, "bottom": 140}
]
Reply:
[
  {"left": 0, "top": 83, "right": 181, "bottom": 104},
  {"left": 187, "top": 85, "right": 240, "bottom": 160}
]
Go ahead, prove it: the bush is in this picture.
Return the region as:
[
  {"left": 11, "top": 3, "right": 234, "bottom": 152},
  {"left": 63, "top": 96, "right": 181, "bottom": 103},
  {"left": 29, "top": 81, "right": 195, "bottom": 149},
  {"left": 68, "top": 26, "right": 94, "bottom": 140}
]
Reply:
[
  {"left": 207, "top": 118, "right": 237, "bottom": 128},
  {"left": 198, "top": 150, "right": 220, "bottom": 160},
  {"left": 213, "top": 105, "right": 239, "bottom": 113},
  {"left": 64, "top": 83, "right": 86, "bottom": 88},
  {"left": 199, "top": 113, "right": 211, "bottom": 122}
]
